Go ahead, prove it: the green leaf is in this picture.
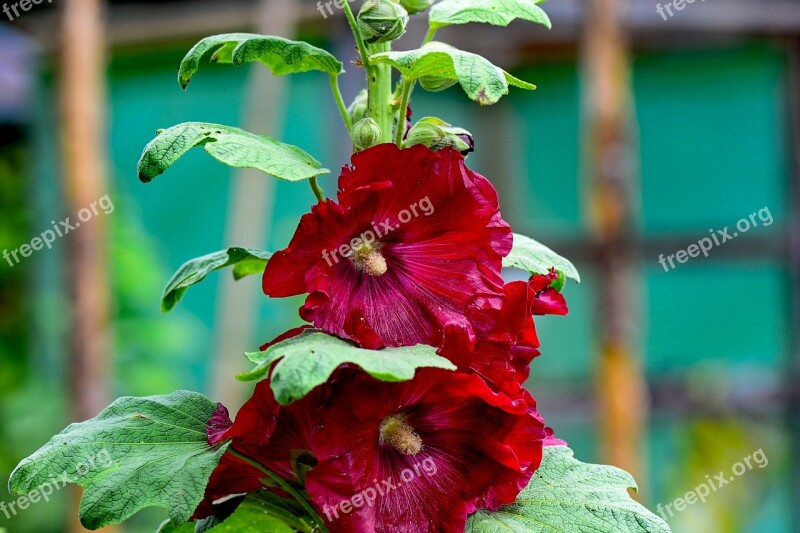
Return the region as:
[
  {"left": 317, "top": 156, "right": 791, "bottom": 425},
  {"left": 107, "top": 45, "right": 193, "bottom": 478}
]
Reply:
[
  {"left": 238, "top": 330, "right": 456, "bottom": 404},
  {"left": 504, "top": 233, "right": 580, "bottom": 282},
  {"left": 209, "top": 491, "right": 313, "bottom": 533},
  {"left": 157, "top": 520, "right": 198, "bottom": 533},
  {"left": 162, "top": 247, "right": 272, "bottom": 312},
  {"left": 466, "top": 446, "right": 672, "bottom": 532},
  {"left": 371, "top": 42, "right": 535, "bottom": 105},
  {"left": 137, "top": 122, "right": 329, "bottom": 183},
  {"left": 430, "top": 0, "right": 551, "bottom": 30},
  {"left": 8, "top": 391, "right": 229, "bottom": 530},
  {"left": 179, "top": 33, "right": 343, "bottom": 89}
]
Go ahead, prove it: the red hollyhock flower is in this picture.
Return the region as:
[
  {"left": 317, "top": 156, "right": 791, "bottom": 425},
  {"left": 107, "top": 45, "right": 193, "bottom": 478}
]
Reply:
[
  {"left": 441, "top": 270, "right": 568, "bottom": 393},
  {"left": 262, "top": 144, "right": 512, "bottom": 349},
  {"left": 305, "top": 367, "right": 545, "bottom": 533}
]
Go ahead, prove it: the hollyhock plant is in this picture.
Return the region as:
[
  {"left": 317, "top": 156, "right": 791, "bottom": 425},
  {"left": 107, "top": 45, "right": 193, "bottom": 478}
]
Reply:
[
  {"left": 263, "top": 143, "right": 511, "bottom": 349},
  {"left": 9, "top": 1, "right": 671, "bottom": 532}
]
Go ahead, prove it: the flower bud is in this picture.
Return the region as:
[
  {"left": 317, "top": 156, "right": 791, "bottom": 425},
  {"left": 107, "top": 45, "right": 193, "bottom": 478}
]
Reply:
[
  {"left": 357, "top": 0, "right": 409, "bottom": 44},
  {"left": 419, "top": 76, "right": 458, "bottom": 92},
  {"left": 352, "top": 118, "right": 383, "bottom": 150},
  {"left": 347, "top": 89, "right": 369, "bottom": 124},
  {"left": 398, "top": 0, "right": 434, "bottom": 15},
  {"left": 405, "top": 118, "right": 474, "bottom": 155}
]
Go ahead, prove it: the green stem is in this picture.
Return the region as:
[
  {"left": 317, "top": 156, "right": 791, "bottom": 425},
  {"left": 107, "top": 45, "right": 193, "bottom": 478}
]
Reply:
[
  {"left": 341, "top": 0, "right": 371, "bottom": 69},
  {"left": 395, "top": 78, "right": 414, "bottom": 147},
  {"left": 228, "top": 448, "right": 330, "bottom": 533},
  {"left": 329, "top": 74, "right": 353, "bottom": 132},
  {"left": 422, "top": 27, "right": 438, "bottom": 45},
  {"left": 309, "top": 177, "right": 325, "bottom": 202},
  {"left": 367, "top": 42, "right": 393, "bottom": 143}
]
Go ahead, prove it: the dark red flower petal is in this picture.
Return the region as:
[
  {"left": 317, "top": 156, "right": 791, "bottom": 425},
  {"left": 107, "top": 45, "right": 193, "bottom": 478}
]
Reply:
[
  {"left": 543, "top": 426, "right": 568, "bottom": 447},
  {"left": 225, "top": 381, "right": 322, "bottom": 482},
  {"left": 192, "top": 453, "right": 262, "bottom": 520},
  {"left": 440, "top": 272, "right": 570, "bottom": 391},
  {"left": 263, "top": 144, "right": 511, "bottom": 349},
  {"left": 206, "top": 403, "right": 233, "bottom": 447},
  {"left": 195, "top": 378, "right": 327, "bottom": 522},
  {"left": 529, "top": 270, "right": 568, "bottom": 317}
]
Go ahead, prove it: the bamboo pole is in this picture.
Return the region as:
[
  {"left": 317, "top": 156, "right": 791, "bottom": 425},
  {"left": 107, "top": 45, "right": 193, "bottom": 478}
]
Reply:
[
  {"left": 59, "top": 0, "right": 115, "bottom": 530},
  {"left": 581, "top": 0, "right": 647, "bottom": 481}
]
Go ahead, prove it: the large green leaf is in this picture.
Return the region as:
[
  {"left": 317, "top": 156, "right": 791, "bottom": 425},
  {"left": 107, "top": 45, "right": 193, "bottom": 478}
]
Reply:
[
  {"left": 504, "top": 233, "right": 580, "bottom": 282},
  {"left": 179, "top": 33, "right": 343, "bottom": 89},
  {"left": 430, "top": 0, "right": 551, "bottom": 30},
  {"left": 161, "top": 247, "right": 272, "bottom": 312},
  {"left": 137, "top": 122, "right": 329, "bottom": 183},
  {"left": 466, "top": 446, "right": 671, "bottom": 532},
  {"left": 209, "top": 491, "right": 313, "bottom": 533},
  {"left": 371, "top": 42, "right": 535, "bottom": 105},
  {"left": 8, "top": 391, "right": 228, "bottom": 530},
  {"left": 238, "top": 330, "right": 456, "bottom": 404}
]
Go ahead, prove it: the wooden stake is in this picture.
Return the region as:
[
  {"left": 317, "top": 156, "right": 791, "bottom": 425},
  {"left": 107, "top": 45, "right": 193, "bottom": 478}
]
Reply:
[
  {"left": 59, "top": 0, "right": 115, "bottom": 530},
  {"left": 582, "top": 0, "right": 648, "bottom": 482}
]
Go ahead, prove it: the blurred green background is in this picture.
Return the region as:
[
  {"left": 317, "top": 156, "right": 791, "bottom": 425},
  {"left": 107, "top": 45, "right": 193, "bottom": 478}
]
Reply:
[{"left": 0, "top": 0, "right": 798, "bottom": 531}]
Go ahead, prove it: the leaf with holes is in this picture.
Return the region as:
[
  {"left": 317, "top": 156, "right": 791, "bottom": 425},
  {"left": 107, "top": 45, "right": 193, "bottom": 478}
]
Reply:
[
  {"left": 504, "top": 233, "right": 580, "bottom": 282},
  {"left": 371, "top": 42, "right": 535, "bottom": 105},
  {"left": 237, "top": 330, "right": 456, "bottom": 404},
  {"left": 137, "top": 122, "right": 329, "bottom": 183},
  {"left": 162, "top": 247, "right": 272, "bottom": 312},
  {"left": 8, "top": 391, "right": 228, "bottom": 530},
  {"left": 466, "top": 446, "right": 671, "bottom": 532},
  {"left": 430, "top": 0, "right": 551, "bottom": 30},
  {"left": 179, "top": 33, "right": 343, "bottom": 89}
]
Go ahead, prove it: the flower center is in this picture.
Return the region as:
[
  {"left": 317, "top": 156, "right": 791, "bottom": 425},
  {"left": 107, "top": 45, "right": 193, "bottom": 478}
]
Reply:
[
  {"left": 379, "top": 414, "right": 422, "bottom": 455},
  {"left": 353, "top": 242, "right": 387, "bottom": 277}
]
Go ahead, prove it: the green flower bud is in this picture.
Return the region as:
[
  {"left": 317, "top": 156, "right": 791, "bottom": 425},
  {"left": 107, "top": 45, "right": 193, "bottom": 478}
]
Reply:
[
  {"left": 405, "top": 117, "right": 474, "bottom": 155},
  {"left": 398, "top": 0, "right": 434, "bottom": 15},
  {"left": 352, "top": 118, "right": 383, "bottom": 150},
  {"left": 357, "top": 0, "right": 409, "bottom": 44},
  {"left": 419, "top": 75, "right": 458, "bottom": 92},
  {"left": 347, "top": 89, "right": 369, "bottom": 124}
]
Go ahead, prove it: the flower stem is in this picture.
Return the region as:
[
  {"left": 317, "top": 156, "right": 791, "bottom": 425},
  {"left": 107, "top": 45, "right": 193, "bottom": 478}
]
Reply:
[
  {"left": 227, "top": 448, "right": 330, "bottom": 533},
  {"left": 395, "top": 78, "right": 414, "bottom": 147},
  {"left": 309, "top": 177, "right": 325, "bottom": 202},
  {"left": 367, "top": 42, "right": 393, "bottom": 143},
  {"left": 329, "top": 74, "right": 353, "bottom": 132},
  {"left": 422, "top": 27, "right": 438, "bottom": 45},
  {"left": 342, "top": 0, "right": 371, "bottom": 69}
]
